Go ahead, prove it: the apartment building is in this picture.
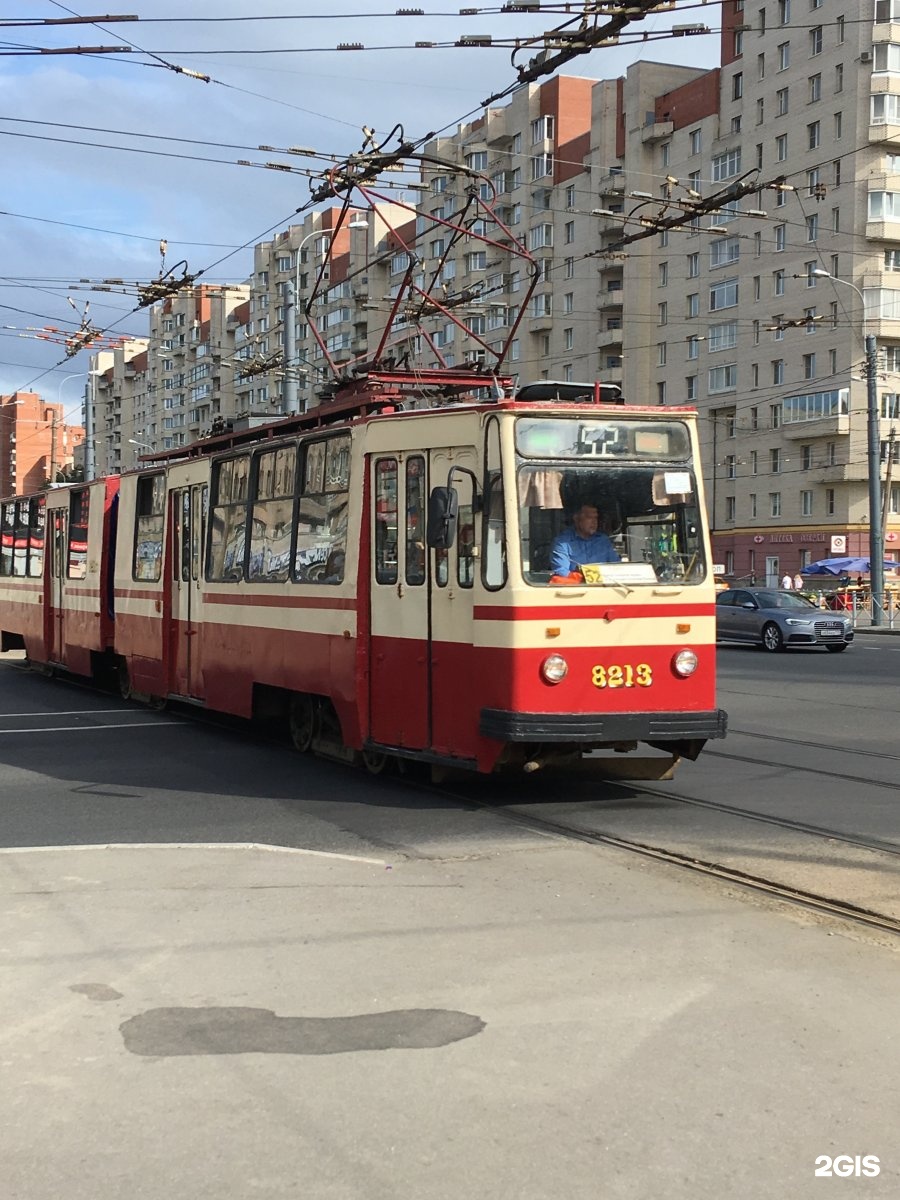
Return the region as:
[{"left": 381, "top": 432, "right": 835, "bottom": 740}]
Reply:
[
  {"left": 0, "top": 391, "right": 84, "bottom": 495},
  {"left": 79, "top": 2, "right": 900, "bottom": 588},
  {"left": 643, "top": 0, "right": 900, "bottom": 582}
]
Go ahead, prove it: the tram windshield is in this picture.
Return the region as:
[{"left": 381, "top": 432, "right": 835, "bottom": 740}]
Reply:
[{"left": 515, "top": 417, "right": 706, "bottom": 587}]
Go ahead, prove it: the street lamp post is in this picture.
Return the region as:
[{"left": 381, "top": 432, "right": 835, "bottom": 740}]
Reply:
[
  {"left": 58, "top": 371, "right": 100, "bottom": 482},
  {"left": 812, "top": 269, "right": 884, "bottom": 625},
  {"left": 282, "top": 219, "right": 367, "bottom": 415}
]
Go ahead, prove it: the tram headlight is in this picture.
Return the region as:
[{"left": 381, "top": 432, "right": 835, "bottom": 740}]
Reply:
[
  {"left": 672, "top": 649, "right": 699, "bottom": 677},
  {"left": 540, "top": 654, "right": 569, "bottom": 684}
]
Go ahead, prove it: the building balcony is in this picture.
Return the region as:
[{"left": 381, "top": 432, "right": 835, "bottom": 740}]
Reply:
[
  {"left": 866, "top": 218, "right": 900, "bottom": 243},
  {"left": 528, "top": 313, "right": 553, "bottom": 332},
  {"left": 869, "top": 123, "right": 900, "bottom": 150},
  {"left": 597, "top": 327, "right": 624, "bottom": 351},
  {"left": 815, "top": 462, "right": 870, "bottom": 484},
  {"left": 641, "top": 120, "right": 673, "bottom": 143},
  {"left": 598, "top": 172, "right": 625, "bottom": 195},
  {"left": 781, "top": 414, "right": 850, "bottom": 440},
  {"left": 598, "top": 291, "right": 624, "bottom": 310}
]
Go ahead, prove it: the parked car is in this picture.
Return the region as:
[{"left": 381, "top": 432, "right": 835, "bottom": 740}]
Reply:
[{"left": 716, "top": 587, "right": 854, "bottom": 653}]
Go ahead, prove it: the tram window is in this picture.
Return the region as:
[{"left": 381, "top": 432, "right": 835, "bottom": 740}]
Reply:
[
  {"left": 457, "top": 472, "right": 475, "bottom": 589},
  {"left": 28, "top": 496, "right": 45, "bottom": 578},
  {"left": 516, "top": 463, "right": 706, "bottom": 586},
  {"left": 482, "top": 473, "right": 507, "bottom": 589},
  {"left": 180, "top": 490, "right": 191, "bottom": 582},
  {"left": 293, "top": 436, "right": 350, "bottom": 584},
  {"left": 192, "top": 486, "right": 207, "bottom": 582},
  {"left": 67, "top": 488, "right": 90, "bottom": 580},
  {"left": 405, "top": 456, "right": 426, "bottom": 586},
  {"left": 374, "top": 458, "right": 398, "bottom": 586},
  {"left": 0, "top": 502, "right": 13, "bottom": 577},
  {"left": 133, "top": 474, "right": 165, "bottom": 582},
  {"left": 207, "top": 455, "right": 251, "bottom": 582},
  {"left": 434, "top": 545, "right": 449, "bottom": 587},
  {"left": 249, "top": 445, "right": 296, "bottom": 583},
  {"left": 13, "top": 500, "right": 29, "bottom": 577}
]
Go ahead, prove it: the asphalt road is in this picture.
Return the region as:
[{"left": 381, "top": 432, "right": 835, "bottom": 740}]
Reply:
[{"left": 2, "top": 647, "right": 900, "bottom": 1199}]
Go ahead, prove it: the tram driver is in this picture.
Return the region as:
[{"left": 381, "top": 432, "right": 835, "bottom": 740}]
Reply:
[{"left": 549, "top": 503, "right": 620, "bottom": 580}]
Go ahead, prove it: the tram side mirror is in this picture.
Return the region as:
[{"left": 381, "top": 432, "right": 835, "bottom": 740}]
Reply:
[{"left": 426, "top": 486, "right": 459, "bottom": 549}]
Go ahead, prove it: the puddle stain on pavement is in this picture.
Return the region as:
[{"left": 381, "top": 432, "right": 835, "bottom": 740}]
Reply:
[{"left": 120, "top": 1006, "right": 485, "bottom": 1056}]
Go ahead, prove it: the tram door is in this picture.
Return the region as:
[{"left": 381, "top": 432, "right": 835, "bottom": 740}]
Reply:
[
  {"left": 168, "top": 484, "right": 207, "bottom": 698},
  {"left": 368, "top": 446, "right": 478, "bottom": 758},
  {"left": 47, "top": 505, "right": 68, "bottom": 663},
  {"left": 427, "top": 447, "right": 478, "bottom": 759}
]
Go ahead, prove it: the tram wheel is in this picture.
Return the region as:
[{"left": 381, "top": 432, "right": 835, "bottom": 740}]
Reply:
[
  {"left": 361, "top": 748, "right": 391, "bottom": 776},
  {"left": 289, "top": 694, "right": 318, "bottom": 753},
  {"left": 117, "top": 661, "right": 134, "bottom": 701}
]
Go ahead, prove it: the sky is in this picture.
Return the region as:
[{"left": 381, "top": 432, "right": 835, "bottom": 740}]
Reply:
[{"left": 0, "top": 0, "right": 720, "bottom": 419}]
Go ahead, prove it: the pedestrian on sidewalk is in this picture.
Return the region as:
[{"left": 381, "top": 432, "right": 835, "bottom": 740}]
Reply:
[{"left": 781, "top": 572, "right": 793, "bottom": 590}]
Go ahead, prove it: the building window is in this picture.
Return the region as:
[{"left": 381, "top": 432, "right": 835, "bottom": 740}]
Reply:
[
  {"left": 751, "top": 450, "right": 758, "bottom": 475},
  {"left": 658, "top": 302, "right": 668, "bottom": 325},
  {"left": 801, "top": 490, "right": 813, "bottom": 516},
  {"left": 836, "top": 15, "right": 844, "bottom": 42},
  {"left": 808, "top": 73, "right": 821, "bottom": 102},
  {"left": 826, "top": 488, "right": 835, "bottom": 515},
  {"left": 709, "top": 277, "right": 739, "bottom": 310},
  {"left": 775, "top": 224, "right": 786, "bottom": 251},
  {"left": 750, "top": 494, "right": 758, "bottom": 518},
  {"left": 770, "top": 493, "right": 782, "bottom": 518},
  {"left": 802, "top": 444, "right": 812, "bottom": 470},
  {"left": 565, "top": 328, "right": 574, "bottom": 351},
  {"left": 732, "top": 72, "right": 743, "bottom": 100},
  {"left": 776, "top": 87, "right": 789, "bottom": 116},
  {"left": 771, "top": 403, "right": 783, "bottom": 428},
  {"left": 771, "top": 448, "right": 781, "bottom": 473},
  {"left": 687, "top": 336, "right": 701, "bottom": 360},
  {"left": 726, "top": 496, "right": 736, "bottom": 522},
  {"left": 835, "top": 62, "right": 843, "bottom": 92},
  {"left": 659, "top": 262, "right": 668, "bottom": 287},
  {"left": 726, "top": 453, "right": 737, "bottom": 479},
  {"left": 827, "top": 441, "right": 836, "bottom": 465},
  {"left": 809, "top": 25, "right": 822, "bottom": 56},
  {"left": 807, "top": 121, "right": 820, "bottom": 149},
  {"left": 806, "top": 214, "right": 819, "bottom": 241},
  {"left": 778, "top": 42, "right": 790, "bottom": 71},
  {"left": 686, "top": 375, "right": 698, "bottom": 400},
  {"left": 778, "top": 0, "right": 790, "bottom": 23},
  {"left": 657, "top": 381, "right": 667, "bottom": 404},
  {"left": 773, "top": 359, "right": 785, "bottom": 384},
  {"left": 776, "top": 134, "right": 788, "bottom": 162},
  {"left": 708, "top": 364, "right": 737, "bottom": 393},
  {"left": 688, "top": 293, "right": 699, "bottom": 318},
  {"left": 690, "top": 128, "right": 702, "bottom": 154},
  {"left": 774, "top": 269, "right": 785, "bottom": 296}
]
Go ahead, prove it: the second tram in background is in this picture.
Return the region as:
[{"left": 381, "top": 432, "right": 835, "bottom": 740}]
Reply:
[{"left": 0, "top": 373, "right": 726, "bottom": 780}]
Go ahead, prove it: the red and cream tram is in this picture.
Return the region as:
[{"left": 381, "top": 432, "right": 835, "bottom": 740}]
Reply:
[{"left": 1, "top": 373, "right": 726, "bottom": 779}]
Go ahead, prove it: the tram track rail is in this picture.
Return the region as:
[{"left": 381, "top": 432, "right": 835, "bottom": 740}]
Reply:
[
  {"left": 7, "top": 658, "right": 900, "bottom": 940},
  {"left": 429, "top": 786, "right": 900, "bottom": 941}
]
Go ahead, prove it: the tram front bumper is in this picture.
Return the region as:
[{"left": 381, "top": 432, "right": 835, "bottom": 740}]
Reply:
[{"left": 479, "top": 707, "right": 728, "bottom": 760}]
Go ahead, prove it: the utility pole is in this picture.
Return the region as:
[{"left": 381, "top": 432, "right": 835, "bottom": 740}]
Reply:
[
  {"left": 84, "top": 374, "right": 95, "bottom": 481},
  {"left": 48, "top": 410, "right": 58, "bottom": 485},
  {"left": 881, "top": 425, "right": 896, "bottom": 538},
  {"left": 866, "top": 333, "right": 885, "bottom": 625},
  {"left": 283, "top": 279, "right": 297, "bottom": 415}
]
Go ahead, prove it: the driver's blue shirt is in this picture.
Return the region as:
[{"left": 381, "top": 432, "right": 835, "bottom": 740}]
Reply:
[{"left": 549, "top": 528, "right": 620, "bottom": 575}]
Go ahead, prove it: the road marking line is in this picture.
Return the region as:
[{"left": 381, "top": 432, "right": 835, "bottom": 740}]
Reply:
[
  {"left": 0, "top": 842, "right": 388, "bottom": 864},
  {"left": 0, "top": 709, "right": 134, "bottom": 717},
  {"left": 0, "top": 722, "right": 182, "bottom": 734}
]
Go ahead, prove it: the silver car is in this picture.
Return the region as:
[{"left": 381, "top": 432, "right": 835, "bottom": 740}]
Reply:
[{"left": 716, "top": 588, "right": 854, "bottom": 653}]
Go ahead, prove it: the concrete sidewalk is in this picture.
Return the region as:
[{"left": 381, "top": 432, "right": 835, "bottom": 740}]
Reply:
[{"left": 3, "top": 840, "right": 899, "bottom": 1200}]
